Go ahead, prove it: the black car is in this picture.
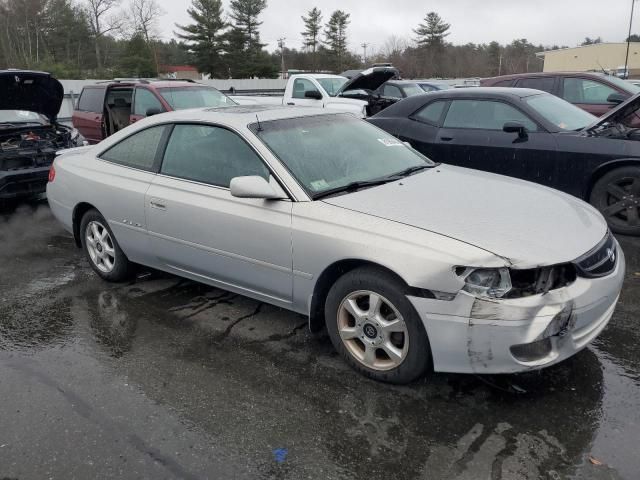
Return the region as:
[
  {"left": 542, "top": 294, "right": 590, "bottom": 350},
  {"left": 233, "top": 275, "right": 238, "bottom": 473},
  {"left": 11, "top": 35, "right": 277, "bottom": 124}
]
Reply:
[
  {"left": 368, "top": 87, "right": 640, "bottom": 235},
  {"left": 0, "top": 70, "right": 79, "bottom": 204},
  {"left": 374, "top": 80, "right": 449, "bottom": 100}
]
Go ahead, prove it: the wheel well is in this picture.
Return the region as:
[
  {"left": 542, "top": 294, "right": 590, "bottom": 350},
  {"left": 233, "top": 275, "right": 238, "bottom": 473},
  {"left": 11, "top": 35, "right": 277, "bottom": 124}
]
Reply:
[
  {"left": 72, "top": 202, "right": 97, "bottom": 247},
  {"left": 586, "top": 160, "right": 640, "bottom": 200},
  {"left": 308, "top": 259, "right": 433, "bottom": 333}
]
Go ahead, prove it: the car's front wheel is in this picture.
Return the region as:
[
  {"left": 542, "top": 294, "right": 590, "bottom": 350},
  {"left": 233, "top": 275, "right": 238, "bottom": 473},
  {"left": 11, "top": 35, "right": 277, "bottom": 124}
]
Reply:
[
  {"left": 80, "top": 209, "right": 133, "bottom": 281},
  {"left": 591, "top": 166, "right": 640, "bottom": 236},
  {"left": 325, "top": 267, "right": 431, "bottom": 384}
]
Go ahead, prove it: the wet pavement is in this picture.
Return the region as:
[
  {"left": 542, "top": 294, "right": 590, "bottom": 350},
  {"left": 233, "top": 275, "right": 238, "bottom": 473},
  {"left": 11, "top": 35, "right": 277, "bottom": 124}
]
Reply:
[{"left": 0, "top": 203, "right": 639, "bottom": 480}]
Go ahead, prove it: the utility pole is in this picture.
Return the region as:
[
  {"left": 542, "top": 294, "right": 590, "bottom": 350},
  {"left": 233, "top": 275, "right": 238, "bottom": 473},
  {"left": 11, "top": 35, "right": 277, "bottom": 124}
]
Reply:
[
  {"left": 626, "top": 0, "right": 636, "bottom": 78},
  {"left": 277, "top": 38, "right": 286, "bottom": 79},
  {"left": 498, "top": 53, "right": 503, "bottom": 76},
  {"left": 361, "top": 43, "right": 369, "bottom": 65}
]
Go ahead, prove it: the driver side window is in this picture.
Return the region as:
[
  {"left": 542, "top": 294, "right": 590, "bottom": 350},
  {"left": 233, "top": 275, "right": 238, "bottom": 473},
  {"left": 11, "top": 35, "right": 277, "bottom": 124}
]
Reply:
[
  {"left": 443, "top": 100, "right": 538, "bottom": 131},
  {"left": 292, "top": 78, "right": 320, "bottom": 99}
]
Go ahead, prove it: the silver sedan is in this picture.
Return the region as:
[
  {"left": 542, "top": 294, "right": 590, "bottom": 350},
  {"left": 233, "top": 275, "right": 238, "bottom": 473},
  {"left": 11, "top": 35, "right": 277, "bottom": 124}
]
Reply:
[{"left": 47, "top": 106, "right": 625, "bottom": 383}]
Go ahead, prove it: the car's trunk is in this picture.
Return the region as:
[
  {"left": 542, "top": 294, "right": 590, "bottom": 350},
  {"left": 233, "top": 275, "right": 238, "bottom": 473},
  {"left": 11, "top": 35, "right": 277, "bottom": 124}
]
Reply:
[{"left": 0, "top": 125, "right": 72, "bottom": 171}]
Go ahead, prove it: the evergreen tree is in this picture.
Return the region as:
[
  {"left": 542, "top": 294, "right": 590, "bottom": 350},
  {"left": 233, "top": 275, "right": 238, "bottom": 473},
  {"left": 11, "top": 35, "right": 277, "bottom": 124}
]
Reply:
[
  {"left": 323, "top": 10, "right": 350, "bottom": 71},
  {"left": 226, "top": 0, "right": 276, "bottom": 78},
  {"left": 175, "top": 0, "right": 227, "bottom": 78},
  {"left": 301, "top": 7, "right": 322, "bottom": 71},
  {"left": 413, "top": 12, "right": 450, "bottom": 48},
  {"left": 118, "top": 33, "right": 156, "bottom": 77}
]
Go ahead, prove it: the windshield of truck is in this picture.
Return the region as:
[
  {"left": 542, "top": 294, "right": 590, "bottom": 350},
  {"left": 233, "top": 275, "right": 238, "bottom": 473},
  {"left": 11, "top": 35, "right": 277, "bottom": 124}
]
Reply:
[{"left": 317, "top": 77, "right": 349, "bottom": 97}]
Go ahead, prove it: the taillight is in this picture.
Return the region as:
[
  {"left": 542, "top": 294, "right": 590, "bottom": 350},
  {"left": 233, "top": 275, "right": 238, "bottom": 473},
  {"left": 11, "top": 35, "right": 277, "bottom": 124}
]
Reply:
[{"left": 48, "top": 164, "right": 56, "bottom": 182}]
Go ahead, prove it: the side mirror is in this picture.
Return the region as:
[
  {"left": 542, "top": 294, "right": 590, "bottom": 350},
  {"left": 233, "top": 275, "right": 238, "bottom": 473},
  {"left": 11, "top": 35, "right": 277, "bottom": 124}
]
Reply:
[
  {"left": 146, "top": 107, "right": 162, "bottom": 117},
  {"left": 607, "top": 93, "right": 627, "bottom": 105},
  {"left": 503, "top": 121, "right": 528, "bottom": 138},
  {"left": 230, "top": 176, "right": 285, "bottom": 200},
  {"left": 304, "top": 90, "right": 323, "bottom": 100}
]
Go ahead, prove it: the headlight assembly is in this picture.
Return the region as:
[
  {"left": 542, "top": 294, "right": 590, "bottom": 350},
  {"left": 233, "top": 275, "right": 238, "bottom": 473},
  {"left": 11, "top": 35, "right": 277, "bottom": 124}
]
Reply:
[{"left": 456, "top": 267, "right": 512, "bottom": 298}]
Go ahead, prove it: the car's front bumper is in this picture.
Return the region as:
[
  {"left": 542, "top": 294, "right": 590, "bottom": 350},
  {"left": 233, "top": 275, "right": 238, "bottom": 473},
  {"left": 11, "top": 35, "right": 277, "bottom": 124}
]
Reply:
[
  {"left": 408, "top": 245, "right": 626, "bottom": 374},
  {"left": 0, "top": 167, "right": 50, "bottom": 199}
]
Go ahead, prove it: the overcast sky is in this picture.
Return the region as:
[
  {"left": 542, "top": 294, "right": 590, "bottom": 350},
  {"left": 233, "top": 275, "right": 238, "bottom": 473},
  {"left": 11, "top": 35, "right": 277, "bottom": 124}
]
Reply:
[{"left": 156, "top": 0, "right": 636, "bottom": 54}]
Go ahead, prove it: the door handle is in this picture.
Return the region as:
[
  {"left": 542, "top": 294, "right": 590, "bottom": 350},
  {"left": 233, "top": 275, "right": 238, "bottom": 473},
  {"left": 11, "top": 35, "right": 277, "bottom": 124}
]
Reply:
[
  {"left": 287, "top": 102, "right": 295, "bottom": 106},
  {"left": 440, "top": 136, "right": 454, "bottom": 142},
  {"left": 149, "top": 199, "right": 166, "bottom": 210}
]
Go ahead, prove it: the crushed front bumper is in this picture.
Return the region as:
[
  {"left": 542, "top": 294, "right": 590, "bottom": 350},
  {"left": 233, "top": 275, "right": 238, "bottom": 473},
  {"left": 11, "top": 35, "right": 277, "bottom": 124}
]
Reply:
[
  {"left": 0, "top": 166, "right": 50, "bottom": 199},
  {"left": 409, "top": 245, "right": 626, "bottom": 374}
]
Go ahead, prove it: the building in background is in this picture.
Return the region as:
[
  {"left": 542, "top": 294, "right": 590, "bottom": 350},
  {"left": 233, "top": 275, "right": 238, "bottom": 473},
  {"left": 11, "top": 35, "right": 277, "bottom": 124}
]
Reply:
[
  {"left": 537, "top": 43, "right": 640, "bottom": 78},
  {"left": 159, "top": 65, "right": 200, "bottom": 80}
]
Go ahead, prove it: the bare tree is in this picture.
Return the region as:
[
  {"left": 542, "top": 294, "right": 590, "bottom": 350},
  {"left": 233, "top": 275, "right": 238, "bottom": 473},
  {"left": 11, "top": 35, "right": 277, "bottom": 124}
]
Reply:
[
  {"left": 85, "top": 0, "right": 123, "bottom": 71},
  {"left": 130, "top": 0, "right": 164, "bottom": 73}
]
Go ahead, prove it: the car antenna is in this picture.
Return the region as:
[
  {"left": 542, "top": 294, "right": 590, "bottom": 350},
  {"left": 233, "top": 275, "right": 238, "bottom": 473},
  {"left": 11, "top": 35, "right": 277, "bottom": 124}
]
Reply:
[
  {"left": 596, "top": 61, "right": 609, "bottom": 76},
  {"left": 256, "top": 114, "right": 263, "bottom": 132}
]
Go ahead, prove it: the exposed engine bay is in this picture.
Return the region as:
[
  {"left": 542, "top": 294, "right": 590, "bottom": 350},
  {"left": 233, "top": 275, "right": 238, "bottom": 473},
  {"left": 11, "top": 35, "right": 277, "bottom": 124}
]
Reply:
[{"left": 0, "top": 124, "right": 76, "bottom": 171}]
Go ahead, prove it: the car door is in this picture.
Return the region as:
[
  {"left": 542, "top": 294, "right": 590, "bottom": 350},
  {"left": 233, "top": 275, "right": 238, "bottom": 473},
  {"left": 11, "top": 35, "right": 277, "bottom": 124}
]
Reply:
[
  {"left": 73, "top": 86, "right": 107, "bottom": 143},
  {"left": 395, "top": 99, "right": 449, "bottom": 160},
  {"left": 93, "top": 124, "right": 168, "bottom": 266},
  {"left": 130, "top": 87, "right": 166, "bottom": 124},
  {"left": 287, "top": 78, "right": 323, "bottom": 107},
  {"left": 434, "top": 98, "right": 558, "bottom": 183},
  {"left": 560, "top": 77, "right": 626, "bottom": 116},
  {"left": 145, "top": 123, "right": 294, "bottom": 305}
]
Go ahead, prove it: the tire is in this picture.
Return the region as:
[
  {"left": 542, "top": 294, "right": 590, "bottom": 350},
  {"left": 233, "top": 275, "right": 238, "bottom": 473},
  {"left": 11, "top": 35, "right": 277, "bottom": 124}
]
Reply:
[
  {"left": 325, "top": 267, "right": 431, "bottom": 384},
  {"left": 79, "top": 209, "right": 133, "bottom": 282},
  {"left": 590, "top": 166, "right": 640, "bottom": 236}
]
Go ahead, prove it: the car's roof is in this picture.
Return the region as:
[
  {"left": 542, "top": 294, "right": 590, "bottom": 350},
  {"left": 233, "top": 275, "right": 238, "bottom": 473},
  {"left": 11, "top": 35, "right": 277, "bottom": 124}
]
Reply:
[
  {"left": 144, "top": 105, "right": 339, "bottom": 127},
  {"left": 484, "top": 71, "right": 609, "bottom": 81},
  {"left": 87, "top": 79, "right": 208, "bottom": 89},
  {"left": 424, "top": 87, "right": 544, "bottom": 99}
]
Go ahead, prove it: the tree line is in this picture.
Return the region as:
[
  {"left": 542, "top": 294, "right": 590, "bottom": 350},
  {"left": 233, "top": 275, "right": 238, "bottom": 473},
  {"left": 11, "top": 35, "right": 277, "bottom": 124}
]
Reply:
[{"left": 0, "top": 0, "right": 600, "bottom": 80}]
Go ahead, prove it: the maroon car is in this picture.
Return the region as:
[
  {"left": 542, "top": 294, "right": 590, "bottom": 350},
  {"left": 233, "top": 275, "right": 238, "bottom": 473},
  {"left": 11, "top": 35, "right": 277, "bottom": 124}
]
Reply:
[
  {"left": 481, "top": 72, "right": 639, "bottom": 116},
  {"left": 72, "top": 79, "right": 236, "bottom": 144}
]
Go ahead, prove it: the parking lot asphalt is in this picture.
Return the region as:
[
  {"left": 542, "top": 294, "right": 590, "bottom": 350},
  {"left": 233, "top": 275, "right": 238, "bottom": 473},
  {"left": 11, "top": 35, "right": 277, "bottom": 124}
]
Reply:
[{"left": 0, "top": 203, "right": 639, "bottom": 480}]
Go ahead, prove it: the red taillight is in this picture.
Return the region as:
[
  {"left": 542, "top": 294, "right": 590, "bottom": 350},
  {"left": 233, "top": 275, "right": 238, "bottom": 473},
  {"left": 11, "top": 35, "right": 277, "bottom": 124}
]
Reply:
[{"left": 48, "top": 164, "right": 56, "bottom": 183}]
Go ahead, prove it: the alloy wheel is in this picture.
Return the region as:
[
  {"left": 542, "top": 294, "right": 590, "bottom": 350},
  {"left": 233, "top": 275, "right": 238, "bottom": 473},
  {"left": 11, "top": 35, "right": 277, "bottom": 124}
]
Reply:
[
  {"left": 337, "top": 290, "right": 409, "bottom": 371},
  {"left": 85, "top": 221, "right": 116, "bottom": 273},
  {"left": 601, "top": 177, "right": 640, "bottom": 229}
]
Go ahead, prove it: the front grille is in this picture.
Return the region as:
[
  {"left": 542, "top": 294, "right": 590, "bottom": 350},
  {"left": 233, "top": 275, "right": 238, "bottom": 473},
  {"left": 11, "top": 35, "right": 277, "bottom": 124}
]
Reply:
[{"left": 574, "top": 232, "right": 617, "bottom": 278}]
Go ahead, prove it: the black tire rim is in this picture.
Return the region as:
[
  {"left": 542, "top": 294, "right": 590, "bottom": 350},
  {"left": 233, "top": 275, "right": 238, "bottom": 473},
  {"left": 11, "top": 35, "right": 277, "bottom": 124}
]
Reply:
[{"left": 600, "top": 176, "right": 640, "bottom": 229}]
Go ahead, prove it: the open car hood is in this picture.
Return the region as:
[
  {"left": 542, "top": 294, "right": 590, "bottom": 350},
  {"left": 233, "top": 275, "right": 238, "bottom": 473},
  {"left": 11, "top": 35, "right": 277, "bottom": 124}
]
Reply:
[
  {"left": 585, "top": 92, "right": 640, "bottom": 131},
  {"left": 337, "top": 66, "right": 399, "bottom": 95},
  {"left": 0, "top": 70, "right": 64, "bottom": 122}
]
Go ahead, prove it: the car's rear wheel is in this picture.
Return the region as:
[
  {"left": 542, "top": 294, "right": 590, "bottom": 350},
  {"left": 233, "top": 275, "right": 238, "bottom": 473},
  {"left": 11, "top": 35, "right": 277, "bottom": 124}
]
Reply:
[
  {"left": 325, "top": 267, "right": 431, "bottom": 384},
  {"left": 80, "top": 209, "right": 133, "bottom": 281},
  {"left": 590, "top": 166, "right": 640, "bottom": 236}
]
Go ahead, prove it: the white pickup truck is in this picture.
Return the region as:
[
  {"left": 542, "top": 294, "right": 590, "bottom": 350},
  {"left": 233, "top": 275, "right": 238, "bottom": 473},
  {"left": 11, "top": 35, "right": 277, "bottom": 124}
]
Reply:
[{"left": 232, "top": 66, "right": 400, "bottom": 117}]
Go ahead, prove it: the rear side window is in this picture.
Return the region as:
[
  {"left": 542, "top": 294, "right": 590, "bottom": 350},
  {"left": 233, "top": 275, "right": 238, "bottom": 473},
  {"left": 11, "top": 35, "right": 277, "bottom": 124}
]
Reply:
[
  {"left": 515, "top": 77, "right": 555, "bottom": 93},
  {"left": 382, "top": 84, "right": 403, "bottom": 99},
  {"left": 161, "top": 124, "right": 269, "bottom": 188},
  {"left": 100, "top": 125, "right": 166, "bottom": 171},
  {"left": 492, "top": 79, "right": 514, "bottom": 87},
  {"left": 444, "top": 100, "right": 538, "bottom": 131},
  {"left": 77, "top": 88, "right": 105, "bottom": 112},
  {"left": 413, "top": 101, "right": 446, "bottom": 125},
  {"left": 133, "top": 88, "right": 164, "bottom": 116}
]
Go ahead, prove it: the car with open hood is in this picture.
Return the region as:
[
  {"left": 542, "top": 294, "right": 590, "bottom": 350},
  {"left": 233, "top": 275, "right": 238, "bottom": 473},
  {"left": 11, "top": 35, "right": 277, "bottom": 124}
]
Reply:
[
  {"left": 369, "top": 87, "right": 640, "bottom": 236},
  {"left": 232, "top": 65, "right": 400, "bottom": 117},
  {"left": 47, "top": 106, "right": 624, "bottom": 384},
  {"left": 0, "top": 70, "right": 79, "bottom": 202}
]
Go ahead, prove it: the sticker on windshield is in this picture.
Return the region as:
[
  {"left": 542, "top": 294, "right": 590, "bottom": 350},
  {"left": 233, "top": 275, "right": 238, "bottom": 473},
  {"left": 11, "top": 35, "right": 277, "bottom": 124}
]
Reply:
[
  {"left": 377, "top": 138, "right": 403, "bottom": 147},
  {"left": 310, "top": 179, "right": 330, "bottom": 191}
]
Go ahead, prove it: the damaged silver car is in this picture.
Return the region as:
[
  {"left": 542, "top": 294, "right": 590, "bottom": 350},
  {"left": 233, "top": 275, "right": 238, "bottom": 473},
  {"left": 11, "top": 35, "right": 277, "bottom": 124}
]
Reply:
[
  {"left": 47, "top": 107, "right": 625, "bottom": 383},
  {"left": 0, "top": 70, "right": 79, "bottom": 203}
]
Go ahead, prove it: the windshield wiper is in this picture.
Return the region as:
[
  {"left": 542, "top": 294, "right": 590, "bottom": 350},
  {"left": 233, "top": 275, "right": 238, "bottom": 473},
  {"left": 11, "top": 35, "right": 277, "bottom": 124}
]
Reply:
[
  {"left": 384, "top": 164, "right": 432, "bottom": 180},
  {"left": 313, "top": 178, "right": 396, "bottom": 200}
]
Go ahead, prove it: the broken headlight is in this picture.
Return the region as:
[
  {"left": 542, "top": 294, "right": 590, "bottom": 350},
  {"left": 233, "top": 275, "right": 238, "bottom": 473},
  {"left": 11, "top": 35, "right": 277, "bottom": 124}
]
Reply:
[{"left": 456, "top": 267, "right": 512, "bottom": 298}]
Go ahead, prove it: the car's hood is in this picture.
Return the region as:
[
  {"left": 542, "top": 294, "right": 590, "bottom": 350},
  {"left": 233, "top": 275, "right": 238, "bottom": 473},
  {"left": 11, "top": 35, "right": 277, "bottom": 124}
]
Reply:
[
  {"left": 337, "top": 66, "right": 399, "bottom": 94},
  {"left": 585, "top": 91, "right": 640, "bottom": 131},
  {"left": 323, "top": 165, "right": 608, "bottom": 267},
  {"left": 0, "top": 70, "right": 63, "bottom": 122}
]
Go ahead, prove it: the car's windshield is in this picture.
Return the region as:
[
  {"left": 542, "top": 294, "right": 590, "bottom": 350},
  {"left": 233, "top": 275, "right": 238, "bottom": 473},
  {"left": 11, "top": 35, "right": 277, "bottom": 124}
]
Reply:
[
  {"left": 0, "top": 110, "right": 48, "bottom": 125},
  {"left": 317, "top": 77, "right": 348, "bottom": 97},
  {"left": 403, "top": 84, "right": 426, "bottom": 97},
  {"left": 158, "top": 87, "right": 237, "bottom": 109},
  {"left": 252, "top": 114, "right": 434, "bottom": 197},
  {"left": 525, "top": 93, "right": 597, "bottom": 130}
]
